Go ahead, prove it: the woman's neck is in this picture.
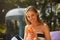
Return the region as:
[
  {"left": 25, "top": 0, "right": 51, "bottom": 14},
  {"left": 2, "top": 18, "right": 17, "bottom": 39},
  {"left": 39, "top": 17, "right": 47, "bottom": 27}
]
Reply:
[{"left": 31, "top": 21, "right": 41, "bottom": 27}]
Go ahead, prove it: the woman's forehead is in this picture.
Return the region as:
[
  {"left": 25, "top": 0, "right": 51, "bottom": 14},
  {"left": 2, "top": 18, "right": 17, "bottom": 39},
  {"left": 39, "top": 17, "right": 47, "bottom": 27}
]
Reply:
[{"left": 26, "top": 11, "right": 37, "bottom": 16}]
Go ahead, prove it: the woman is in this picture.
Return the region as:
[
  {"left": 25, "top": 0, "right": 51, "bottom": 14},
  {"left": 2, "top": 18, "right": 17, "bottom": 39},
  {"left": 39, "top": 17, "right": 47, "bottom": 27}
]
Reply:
[{"left": 24, "top": 6, "right": 51, "bottom": 40}]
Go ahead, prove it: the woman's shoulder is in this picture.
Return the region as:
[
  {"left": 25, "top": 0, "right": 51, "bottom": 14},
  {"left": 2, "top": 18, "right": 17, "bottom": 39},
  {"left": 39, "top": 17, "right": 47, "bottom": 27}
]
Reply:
[
  {"left": 25, "top": 24, "right": 31, "bottom": 29},
  {"left": 41, "top": 22, "right": 48, "bottom": 27},
  {"left": 42, "top": 23, "right": 49, "bottom": 31},
  {"left": 40, "top": 22, "right": 49, "bottom": 29}
]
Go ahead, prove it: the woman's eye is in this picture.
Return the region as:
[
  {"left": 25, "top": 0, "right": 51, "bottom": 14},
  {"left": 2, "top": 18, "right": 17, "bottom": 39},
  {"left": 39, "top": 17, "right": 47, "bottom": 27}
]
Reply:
[
  {"left": 32, "top": 14, "right": 34, "bottom": 16},
  {"left": 27, "top": 16, "right": 30, "bottom": 18},
  {"left": 31, "top": 14, "right": 35, "bottom": 17}
]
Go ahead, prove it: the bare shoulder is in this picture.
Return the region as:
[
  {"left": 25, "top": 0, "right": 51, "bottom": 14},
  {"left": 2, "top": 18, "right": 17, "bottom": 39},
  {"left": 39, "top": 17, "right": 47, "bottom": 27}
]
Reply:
[
  {"left": 25, "top": 25, "right": 31, "bottom": 29},
  {"left": 43, "top": 23, "right": 49, "bottom": 30},
  {"left": 24, "top": 25, "right": 30, "bottom": 33}
]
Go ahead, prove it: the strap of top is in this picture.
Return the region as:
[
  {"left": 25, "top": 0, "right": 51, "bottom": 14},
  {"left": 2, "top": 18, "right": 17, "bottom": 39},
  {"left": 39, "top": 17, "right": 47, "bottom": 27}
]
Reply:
[{"left": 37, "top": 33, "right": 45, "bottom": 38}]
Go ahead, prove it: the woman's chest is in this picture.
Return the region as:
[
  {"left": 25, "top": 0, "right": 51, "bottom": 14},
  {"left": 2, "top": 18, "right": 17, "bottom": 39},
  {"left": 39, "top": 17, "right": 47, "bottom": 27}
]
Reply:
[{"left": 32, "top": 26, "right": 44, "bottom": 33}]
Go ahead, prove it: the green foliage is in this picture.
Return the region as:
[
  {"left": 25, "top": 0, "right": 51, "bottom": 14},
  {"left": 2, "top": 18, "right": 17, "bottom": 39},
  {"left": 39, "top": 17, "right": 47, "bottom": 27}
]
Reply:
[
  {"left": 0, "top": 0, "right": 60, "bottom": 32},
  {"left": 0, "top": 24, "right": 6, "bottom": 34}
]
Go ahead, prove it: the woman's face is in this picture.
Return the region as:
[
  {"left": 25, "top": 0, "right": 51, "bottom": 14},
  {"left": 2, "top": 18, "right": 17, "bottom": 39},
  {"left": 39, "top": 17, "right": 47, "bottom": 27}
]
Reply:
[{"left": 26, "top": 11, "right": 38, "bottom": 23}]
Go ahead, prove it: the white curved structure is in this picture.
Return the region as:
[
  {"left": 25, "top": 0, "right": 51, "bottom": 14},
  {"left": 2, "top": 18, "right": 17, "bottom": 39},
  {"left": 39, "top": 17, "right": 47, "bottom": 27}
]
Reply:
[{"left": 5, "top": 8, "right": 25, "bottom": 17}]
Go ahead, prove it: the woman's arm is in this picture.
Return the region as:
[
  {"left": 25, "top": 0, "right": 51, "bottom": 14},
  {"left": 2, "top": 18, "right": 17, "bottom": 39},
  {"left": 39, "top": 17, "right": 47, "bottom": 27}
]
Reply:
[
  {"left": 43, "top": 24, "right": 51, "bottom": 40},
  {"left": 24, "top": 25, "right": 28, "bottom": 40}
]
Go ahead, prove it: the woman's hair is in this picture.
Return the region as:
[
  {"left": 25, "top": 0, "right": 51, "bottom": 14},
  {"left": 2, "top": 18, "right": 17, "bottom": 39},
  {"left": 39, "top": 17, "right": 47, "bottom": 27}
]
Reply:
[{"left": 24, "top": 6, "right": 41, "bottom": 25}]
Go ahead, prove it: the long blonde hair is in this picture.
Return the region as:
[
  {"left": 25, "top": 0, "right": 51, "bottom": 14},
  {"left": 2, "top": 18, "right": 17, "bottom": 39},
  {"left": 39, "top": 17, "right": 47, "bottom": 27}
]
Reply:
[{"left": 24, "top": 6, "right": 42, "bottom": 25}]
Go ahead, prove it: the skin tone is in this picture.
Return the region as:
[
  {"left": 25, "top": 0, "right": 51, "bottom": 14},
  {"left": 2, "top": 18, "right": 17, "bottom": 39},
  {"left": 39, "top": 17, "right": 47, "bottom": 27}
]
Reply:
[{"left": 24, "top": 10, "right": 51, "bottom": 40}]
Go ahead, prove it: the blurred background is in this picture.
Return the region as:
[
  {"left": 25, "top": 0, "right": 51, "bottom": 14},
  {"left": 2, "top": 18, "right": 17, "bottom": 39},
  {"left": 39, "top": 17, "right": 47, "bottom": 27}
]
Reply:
[{"left": 0, "top": 0, "right": 60, "bottom": 40}]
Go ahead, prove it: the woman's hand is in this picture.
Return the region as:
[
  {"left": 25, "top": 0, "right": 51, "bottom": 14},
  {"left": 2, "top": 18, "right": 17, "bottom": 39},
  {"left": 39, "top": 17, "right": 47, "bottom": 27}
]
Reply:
[{"left": 28, "top": 27, "right": 37, "bottom": 40}]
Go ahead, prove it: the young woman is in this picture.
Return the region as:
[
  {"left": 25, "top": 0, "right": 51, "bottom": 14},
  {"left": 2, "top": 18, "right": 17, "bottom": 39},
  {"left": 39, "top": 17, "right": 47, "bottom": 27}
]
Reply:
[{"left": 24, "top": 6, "right": 51, "bottom": 40}]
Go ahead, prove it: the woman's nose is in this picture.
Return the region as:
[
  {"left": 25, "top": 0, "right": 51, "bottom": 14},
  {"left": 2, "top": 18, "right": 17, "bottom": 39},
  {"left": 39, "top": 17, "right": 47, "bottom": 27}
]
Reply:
[{"left": 30, "top": 16, "right": 33, "bottom": 20}]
